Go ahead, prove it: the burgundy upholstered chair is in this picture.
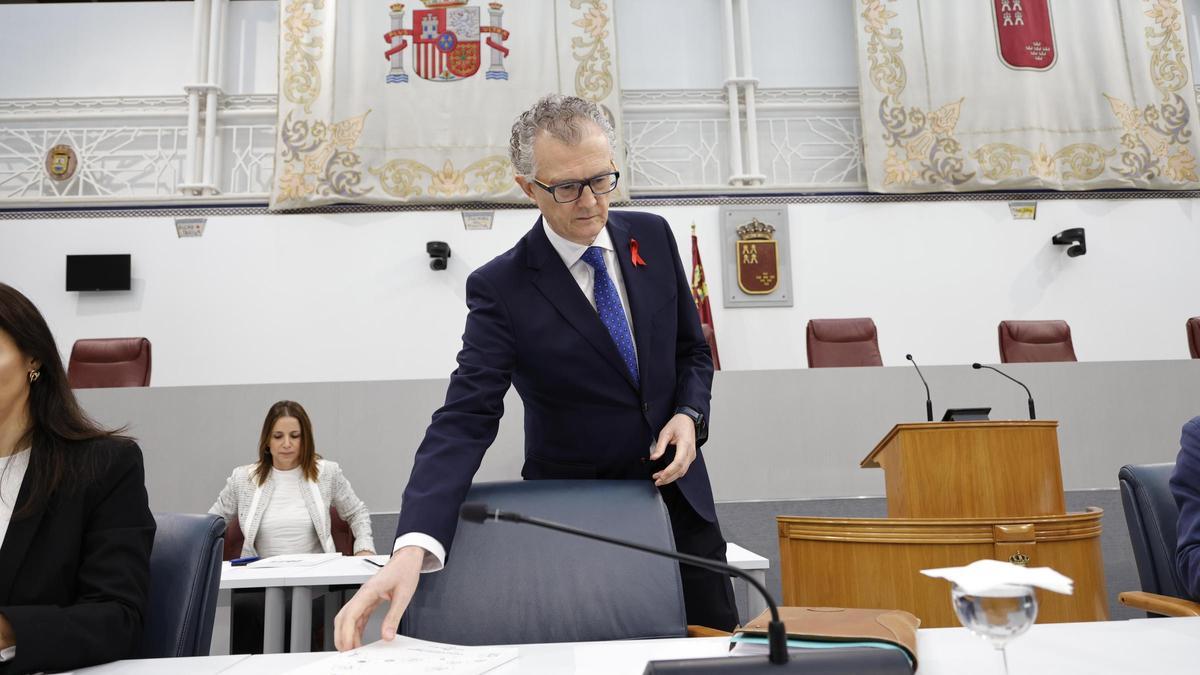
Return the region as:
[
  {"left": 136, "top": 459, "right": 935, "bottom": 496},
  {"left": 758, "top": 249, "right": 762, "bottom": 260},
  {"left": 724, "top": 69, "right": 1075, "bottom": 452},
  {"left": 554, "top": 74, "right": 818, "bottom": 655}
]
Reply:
[
  {"left": 1188, "top": 317, "right": 1200, "bottom": 359},
  {"left": 222, "top": 508, "right": 355, "bottom": 561},
  {"left": 806, "top": 318, "right": 883, "bottom": 368},
  {"left": 67, "top": 337, "right": 152, "bottom": 389},
  {"left": 998, "top": 320, "right": 1077, "bottom": 363}
]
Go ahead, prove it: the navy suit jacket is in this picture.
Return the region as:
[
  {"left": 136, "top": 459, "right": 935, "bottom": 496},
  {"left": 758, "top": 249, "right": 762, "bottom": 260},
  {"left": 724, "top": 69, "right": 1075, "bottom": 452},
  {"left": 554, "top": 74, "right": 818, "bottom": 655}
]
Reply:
[
  {"left": 396, "top": 211, "right": 717, "bottom": 553},
  {"left": 1170, "top": 416, "right": 1200, "bottom": 599}
]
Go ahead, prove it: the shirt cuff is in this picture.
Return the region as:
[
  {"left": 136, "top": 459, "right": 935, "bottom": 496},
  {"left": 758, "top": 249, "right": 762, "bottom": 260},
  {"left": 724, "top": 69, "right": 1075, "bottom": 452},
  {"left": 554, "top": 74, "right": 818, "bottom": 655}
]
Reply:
[
  {"left": 0, "top": 645, "right": 14, "bottom": 662},
  {"left": 392, "top": 532, "right": 446, "bottom": 573}
]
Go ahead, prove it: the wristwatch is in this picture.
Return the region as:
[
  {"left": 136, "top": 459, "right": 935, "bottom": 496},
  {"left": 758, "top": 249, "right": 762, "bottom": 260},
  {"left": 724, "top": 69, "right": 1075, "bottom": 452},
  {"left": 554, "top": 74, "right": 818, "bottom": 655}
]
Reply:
[{"left": 674, "top": 405, "right": 707, "bottom": 444}]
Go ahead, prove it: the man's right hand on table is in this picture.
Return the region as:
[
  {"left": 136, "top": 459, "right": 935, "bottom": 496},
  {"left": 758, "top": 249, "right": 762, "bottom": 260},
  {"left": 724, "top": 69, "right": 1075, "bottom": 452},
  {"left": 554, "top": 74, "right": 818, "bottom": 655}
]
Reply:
[{"left": 334, "top": 545, "right": 424, "bottom": 650}]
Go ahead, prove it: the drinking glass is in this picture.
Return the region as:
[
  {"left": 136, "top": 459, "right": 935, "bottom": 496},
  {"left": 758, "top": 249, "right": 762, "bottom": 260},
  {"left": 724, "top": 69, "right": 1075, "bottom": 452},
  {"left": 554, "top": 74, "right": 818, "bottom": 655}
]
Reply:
[{"left": 950, "top": 583, "right": 1038, "bottom": 675}]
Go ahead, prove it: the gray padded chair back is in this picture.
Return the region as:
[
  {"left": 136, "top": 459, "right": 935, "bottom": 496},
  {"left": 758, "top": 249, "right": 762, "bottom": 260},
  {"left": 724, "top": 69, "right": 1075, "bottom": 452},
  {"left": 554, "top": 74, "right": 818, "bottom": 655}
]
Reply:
[
  {"left": 136, "top": 513, "right": 225, "bottom": 657},
  {"left": 1118, "top": 464, "right": 1187, "bottom": 602},
  {"left": 401, "top": 480, "right": 688, "bottom": 644}
]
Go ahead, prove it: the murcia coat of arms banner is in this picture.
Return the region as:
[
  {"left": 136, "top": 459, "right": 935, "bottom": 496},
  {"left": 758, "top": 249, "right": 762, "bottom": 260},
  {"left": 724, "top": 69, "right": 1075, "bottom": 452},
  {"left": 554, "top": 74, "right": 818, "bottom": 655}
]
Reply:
[
  {"left": 855, "top": 0, "right": 1200, "bottom": 192},
  {"left": 271, "top": 0, "right": 624, "bottom": 209}
]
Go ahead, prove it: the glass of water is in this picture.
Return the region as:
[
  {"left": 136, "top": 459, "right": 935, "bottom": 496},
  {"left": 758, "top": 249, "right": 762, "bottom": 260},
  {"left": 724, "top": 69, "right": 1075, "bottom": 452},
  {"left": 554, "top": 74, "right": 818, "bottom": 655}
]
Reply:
[{"left": 950, "top": 583, "right": 1038, "bottom": 675}]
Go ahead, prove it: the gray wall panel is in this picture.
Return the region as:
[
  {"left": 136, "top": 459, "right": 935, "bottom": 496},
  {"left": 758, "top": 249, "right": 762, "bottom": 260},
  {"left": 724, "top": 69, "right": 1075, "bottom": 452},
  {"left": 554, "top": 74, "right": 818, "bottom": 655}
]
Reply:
[{"left": 75, "top": 360, "right": 1198, "bottom": 515}]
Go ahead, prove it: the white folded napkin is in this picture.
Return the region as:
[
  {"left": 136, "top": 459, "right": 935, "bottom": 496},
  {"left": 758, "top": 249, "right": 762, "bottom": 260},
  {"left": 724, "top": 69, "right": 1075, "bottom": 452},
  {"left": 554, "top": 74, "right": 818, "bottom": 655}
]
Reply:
[{"left": 921, "top": 559, "right": 1074, "bottom": 596}]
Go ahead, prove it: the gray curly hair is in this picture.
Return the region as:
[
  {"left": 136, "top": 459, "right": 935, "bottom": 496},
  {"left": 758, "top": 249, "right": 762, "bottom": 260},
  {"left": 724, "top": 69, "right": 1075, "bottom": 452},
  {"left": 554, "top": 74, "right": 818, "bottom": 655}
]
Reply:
[{"left": 508, "top": 94, "right": 616, "bottom": 179}]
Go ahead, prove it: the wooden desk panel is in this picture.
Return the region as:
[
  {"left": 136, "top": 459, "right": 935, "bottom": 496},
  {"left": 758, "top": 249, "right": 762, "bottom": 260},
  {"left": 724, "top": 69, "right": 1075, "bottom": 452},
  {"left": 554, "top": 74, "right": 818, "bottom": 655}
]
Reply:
[
  {"left": 862, "top": 421, "right": 1066, "bottom": 518},
  {"left": 778, "top": 509, "right": 1107, "bottom": 628}
]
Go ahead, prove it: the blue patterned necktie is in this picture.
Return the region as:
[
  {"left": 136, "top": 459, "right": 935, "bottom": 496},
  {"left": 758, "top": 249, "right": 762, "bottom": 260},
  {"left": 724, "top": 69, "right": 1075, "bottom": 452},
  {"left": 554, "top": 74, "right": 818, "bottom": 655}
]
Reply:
[{"left": 581, "top": 246, "right": 639, "bottom": 384}]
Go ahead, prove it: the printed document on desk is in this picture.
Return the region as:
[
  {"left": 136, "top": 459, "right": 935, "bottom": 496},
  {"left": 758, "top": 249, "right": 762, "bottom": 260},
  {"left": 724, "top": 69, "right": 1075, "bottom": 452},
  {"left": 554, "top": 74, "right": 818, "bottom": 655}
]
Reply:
[
  {"left": 247, "top": 553, "right": 342, "bottom": 569},
  {"left": 285, "top": 636, "right": 518, "bottom": 675}
]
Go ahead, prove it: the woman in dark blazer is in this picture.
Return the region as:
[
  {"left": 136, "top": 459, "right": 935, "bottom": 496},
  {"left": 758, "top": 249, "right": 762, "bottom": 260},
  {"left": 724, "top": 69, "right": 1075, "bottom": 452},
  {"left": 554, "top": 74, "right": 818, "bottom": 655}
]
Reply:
[{"left": 0, "top": 283, "right": 155, "bottom": 674}]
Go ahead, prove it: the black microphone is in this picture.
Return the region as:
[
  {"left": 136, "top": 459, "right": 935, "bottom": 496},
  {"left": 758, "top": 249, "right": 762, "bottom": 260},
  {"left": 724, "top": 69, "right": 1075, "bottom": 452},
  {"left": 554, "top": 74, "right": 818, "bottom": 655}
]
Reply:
[
  {"left": 972, "top": 363, "right": 1036, "bottom": 420},
  {"left": 460, "top": 501, "right": 792, "bottom": 668},
  {"left": 905, "top": 354, "right": 933, "bottom": 422}
]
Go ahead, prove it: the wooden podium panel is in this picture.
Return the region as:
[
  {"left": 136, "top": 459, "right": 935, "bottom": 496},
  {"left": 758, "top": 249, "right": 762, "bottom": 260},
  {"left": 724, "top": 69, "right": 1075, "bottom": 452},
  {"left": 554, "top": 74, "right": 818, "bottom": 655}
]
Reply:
[
  {"left": 860, "top": 421, "right": 1065, "bottom": 518},
  {"left": 777, "top": 509, "right": 1108, "bottom": 628}
]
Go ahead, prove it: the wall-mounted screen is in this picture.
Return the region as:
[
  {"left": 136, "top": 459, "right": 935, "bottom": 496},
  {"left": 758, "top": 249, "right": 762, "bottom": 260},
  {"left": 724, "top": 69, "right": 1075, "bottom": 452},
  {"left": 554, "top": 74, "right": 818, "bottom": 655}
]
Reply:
[{"left": 66, "top": 254, "right": 131, "bottom": 292}]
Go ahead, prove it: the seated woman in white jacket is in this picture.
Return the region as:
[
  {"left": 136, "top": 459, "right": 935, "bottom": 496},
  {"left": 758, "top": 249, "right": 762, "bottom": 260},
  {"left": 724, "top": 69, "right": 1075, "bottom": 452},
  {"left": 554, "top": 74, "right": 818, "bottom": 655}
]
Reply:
[
  {"left": 210, "top": 400, "right": 375, "bottom": 557},
  {"left": 210, "top": 400, "right": 374, "bottom": 653}
]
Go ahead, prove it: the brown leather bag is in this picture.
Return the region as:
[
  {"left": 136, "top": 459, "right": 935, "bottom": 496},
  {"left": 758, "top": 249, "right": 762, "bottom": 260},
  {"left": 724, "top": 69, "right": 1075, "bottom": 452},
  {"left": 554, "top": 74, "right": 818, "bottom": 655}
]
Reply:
[{"left": 737, "top": 607, "right": 920, "bottom": 669}]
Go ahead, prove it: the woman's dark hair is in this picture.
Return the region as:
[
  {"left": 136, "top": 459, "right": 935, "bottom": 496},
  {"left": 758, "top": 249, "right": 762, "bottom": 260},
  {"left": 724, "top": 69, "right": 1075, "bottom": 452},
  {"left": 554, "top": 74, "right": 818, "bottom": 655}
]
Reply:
[
  {"left": 251, "top": 400, "right": 321, "bottom": 486},
  {"left": 0, "top": 283, "right": 123, "bottom": 517}
]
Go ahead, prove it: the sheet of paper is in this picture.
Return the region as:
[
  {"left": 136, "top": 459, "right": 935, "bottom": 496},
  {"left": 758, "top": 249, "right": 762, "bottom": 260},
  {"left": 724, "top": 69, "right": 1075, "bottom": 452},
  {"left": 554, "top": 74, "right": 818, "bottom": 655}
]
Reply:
[
  {"left": 286, "top": 636, "right": 518, "bottom": 675},
  {"left": 921, "top": 558, "right": 1074, "bottom": 596},
  {"left": 246, "top": 553, "right": 342, "bottom": 569}
]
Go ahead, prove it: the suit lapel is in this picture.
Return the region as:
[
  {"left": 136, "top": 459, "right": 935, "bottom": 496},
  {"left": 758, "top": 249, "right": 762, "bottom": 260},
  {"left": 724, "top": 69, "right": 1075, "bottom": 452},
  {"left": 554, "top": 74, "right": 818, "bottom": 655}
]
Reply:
[
  {"left": 527, "top": 219, "right": 640, "bottom": 391},
  {"left": 0, "top": 458, "right": 47, "bottom": 603}
]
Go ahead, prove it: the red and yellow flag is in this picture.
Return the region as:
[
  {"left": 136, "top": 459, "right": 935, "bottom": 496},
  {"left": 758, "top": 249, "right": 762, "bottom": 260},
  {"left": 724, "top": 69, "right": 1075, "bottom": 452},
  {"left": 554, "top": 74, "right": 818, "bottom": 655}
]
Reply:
[{"left": 690, "top": 223, "right": 722, "bottom": 370}]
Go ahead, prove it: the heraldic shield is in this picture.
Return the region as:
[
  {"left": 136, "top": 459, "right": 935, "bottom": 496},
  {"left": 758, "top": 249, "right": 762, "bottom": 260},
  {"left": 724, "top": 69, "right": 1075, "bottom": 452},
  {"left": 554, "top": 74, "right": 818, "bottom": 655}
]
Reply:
[
  {"left": 413, "top": 5, "right": 481, "bottom": 81},
  {"left": 735, "top": 218, "right": 779, "bottom": 295},
  {"left": 992, "top": 0, "right": 1055, "bottom": 70}
]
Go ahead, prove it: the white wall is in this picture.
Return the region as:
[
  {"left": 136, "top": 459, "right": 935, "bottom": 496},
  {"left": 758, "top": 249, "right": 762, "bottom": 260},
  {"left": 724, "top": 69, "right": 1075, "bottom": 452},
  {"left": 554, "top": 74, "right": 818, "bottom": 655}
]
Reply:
[
  {"left": 2, "top": 1, "right": 1200, "bottom": 385},
  {"left": 2, "top": 199, "right": 1197, "bottom": 387}
]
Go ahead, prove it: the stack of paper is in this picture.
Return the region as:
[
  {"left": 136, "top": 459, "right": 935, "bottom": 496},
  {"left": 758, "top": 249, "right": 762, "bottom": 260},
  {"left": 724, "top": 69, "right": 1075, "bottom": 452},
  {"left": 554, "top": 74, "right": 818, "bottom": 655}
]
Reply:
[
  {"left": 286, "top": 636, "right": 518, "bottom": 674},
  {"left": 247, "top": 553, "right": 342, "bottom": 569}
]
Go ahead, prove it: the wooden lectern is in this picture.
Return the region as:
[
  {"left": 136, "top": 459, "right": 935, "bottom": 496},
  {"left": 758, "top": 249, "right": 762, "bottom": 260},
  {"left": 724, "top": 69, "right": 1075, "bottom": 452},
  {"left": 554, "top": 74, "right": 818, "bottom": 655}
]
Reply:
[{"left": 778, "top": 421, "right": 1108, "bottom": 627}]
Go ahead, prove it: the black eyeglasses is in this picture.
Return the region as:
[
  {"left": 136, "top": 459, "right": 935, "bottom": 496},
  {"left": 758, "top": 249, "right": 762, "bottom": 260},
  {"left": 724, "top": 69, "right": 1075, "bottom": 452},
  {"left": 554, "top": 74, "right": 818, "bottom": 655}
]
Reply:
[{"left": 531, "top": 171, "right": 620, "bottom": 204}]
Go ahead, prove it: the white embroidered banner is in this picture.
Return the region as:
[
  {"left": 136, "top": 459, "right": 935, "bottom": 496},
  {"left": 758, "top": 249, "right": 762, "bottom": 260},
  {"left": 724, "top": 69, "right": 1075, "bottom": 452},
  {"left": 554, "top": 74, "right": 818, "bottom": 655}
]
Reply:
[
  {"left": 855, "top": 0, "right": 1200, "bottom": 192},
  {"left": 271, "top": 0, "right": 624, "bottom": 209}
]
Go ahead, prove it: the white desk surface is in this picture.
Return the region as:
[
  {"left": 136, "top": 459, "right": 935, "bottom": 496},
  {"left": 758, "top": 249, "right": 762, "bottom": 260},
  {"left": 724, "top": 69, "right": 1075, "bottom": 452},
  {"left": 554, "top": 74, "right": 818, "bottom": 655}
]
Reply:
[
  {"left": 221, "top": 545, "right": 769, "bottom": 589},
  {"left": 71, "top": 617, "right": 1200, "bottom": 674},
  {"left": 219, "top": 555, "right": 386, "bottom": 589},
  {"left": 724, "top": 542, "right": 768, "bottom": 569},
  {"left": 221, "top": 636, "right": 731, "bottom": 674},
  {"left": 65, "top": 654, "right": 250, "bottom": 674},
  {"left": 914, "top": 616, "right": 1200, "bottom": 674}
]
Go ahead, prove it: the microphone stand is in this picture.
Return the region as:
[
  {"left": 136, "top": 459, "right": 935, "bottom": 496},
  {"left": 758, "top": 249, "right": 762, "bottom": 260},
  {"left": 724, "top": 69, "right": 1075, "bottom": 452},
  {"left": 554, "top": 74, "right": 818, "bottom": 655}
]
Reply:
[
  {"left": 905, "top": 354, "right": 934, "bottom": 422},
  {"left": 460, "top": 503, "right": 913, "bottom": 673},
  {"left": 463, "top": 503, "right": 788, "bottom": 663},
  {"left": 972, "top": 363, "right": 1036, "bottom": 419}
]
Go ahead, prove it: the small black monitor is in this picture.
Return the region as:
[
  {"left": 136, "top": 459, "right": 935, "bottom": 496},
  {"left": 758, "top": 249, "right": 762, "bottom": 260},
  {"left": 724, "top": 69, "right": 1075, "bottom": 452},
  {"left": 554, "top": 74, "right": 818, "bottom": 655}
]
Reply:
[
  {"left": 941, "top": 407, "right": 991, "bottom": 422},
  {"left": 66, "top": 254, "right": 131, "bottom": 292}
]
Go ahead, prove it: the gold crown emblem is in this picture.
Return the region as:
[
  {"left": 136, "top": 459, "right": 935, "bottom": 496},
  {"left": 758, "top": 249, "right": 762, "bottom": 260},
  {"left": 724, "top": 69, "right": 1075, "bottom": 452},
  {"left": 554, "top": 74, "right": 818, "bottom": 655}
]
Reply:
[
  {"left": 736, "top": 218, "right": 775, "bottom": 241},
  {"left": 1008, "top": 552, "right": 1031, "bottom": 567},
  {"left": 420, "top": 0, "right": 469, "bottom": 7}
]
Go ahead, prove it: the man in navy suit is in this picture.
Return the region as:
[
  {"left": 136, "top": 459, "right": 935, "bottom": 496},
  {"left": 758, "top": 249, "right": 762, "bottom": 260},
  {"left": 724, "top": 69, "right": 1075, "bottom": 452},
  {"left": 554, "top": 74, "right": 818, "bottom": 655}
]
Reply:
[
  {"left": 335, "top": 95, "right": 737, "bottom": 649},
  {"left": 1170, "top": 416, "right": 1200, "bottom": 599}
]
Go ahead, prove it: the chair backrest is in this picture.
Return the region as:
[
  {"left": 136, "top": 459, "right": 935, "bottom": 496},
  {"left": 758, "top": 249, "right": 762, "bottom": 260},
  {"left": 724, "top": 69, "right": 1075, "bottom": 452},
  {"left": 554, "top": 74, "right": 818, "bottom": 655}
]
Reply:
[
  {"left": 806, "top": 318, "right": 883, "bottom": 368},
  {"left": 68, "top": 337, "right": 152, "bottom": 388},
  {"left": 1118, "top": 463, "right": 1189, "bottom": 602},
  {"left": 401, "top": 480, "right": 688, "bottom": 645},
  {"left": 137, "top": 513, "right": 225, "bottom": 658},
  {"left": 222, "top": 508, "right": 355, "bottom": 560},
  {"left": 998, "top": 320, "right": 1077, "bottom": 363},
  {"left": 1188, "top": 317, "right": 1200, "bottom": 359}
]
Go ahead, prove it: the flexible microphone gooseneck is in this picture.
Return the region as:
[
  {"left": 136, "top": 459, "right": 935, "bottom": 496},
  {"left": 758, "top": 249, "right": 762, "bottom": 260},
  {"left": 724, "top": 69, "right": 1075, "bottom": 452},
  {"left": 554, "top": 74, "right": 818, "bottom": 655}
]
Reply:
[
  {"left": 460, "top": 502, "right": 790, "bottom": 667},
  {"left": 905, "top": 354, "right": 934, "bottom": 422},
  {"left": 972, "top": 363, "right": 1037, "bottom": 420}
]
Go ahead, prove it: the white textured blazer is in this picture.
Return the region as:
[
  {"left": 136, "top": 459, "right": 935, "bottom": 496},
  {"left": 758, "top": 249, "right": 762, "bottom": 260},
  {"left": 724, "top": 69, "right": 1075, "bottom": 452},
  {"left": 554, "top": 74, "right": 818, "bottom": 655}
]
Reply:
[{"left": 208, "top": 459, "right": 375, "bottom": 557}]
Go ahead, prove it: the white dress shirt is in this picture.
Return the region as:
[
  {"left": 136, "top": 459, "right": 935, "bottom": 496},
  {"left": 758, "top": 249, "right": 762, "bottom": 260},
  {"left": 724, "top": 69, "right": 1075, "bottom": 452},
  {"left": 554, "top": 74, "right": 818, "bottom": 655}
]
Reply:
[
  {"left": 0, "top": 446, "right": 31, "bottom": 663},
  {"left": 393, "top": 221, "right": 638, "bottom": 569}
]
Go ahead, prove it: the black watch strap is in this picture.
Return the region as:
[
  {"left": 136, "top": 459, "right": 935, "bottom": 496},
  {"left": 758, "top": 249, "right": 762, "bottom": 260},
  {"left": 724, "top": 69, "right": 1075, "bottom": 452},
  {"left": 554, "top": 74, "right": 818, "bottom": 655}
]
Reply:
[{"left": 674, "top": 406, "right": 707, "bottom": 443}]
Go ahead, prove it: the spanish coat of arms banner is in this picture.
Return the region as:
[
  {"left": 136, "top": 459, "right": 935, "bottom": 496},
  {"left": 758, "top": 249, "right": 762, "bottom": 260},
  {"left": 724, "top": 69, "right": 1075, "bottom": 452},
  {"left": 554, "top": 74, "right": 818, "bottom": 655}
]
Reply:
[
  {"left": 855, "top": 0, "right": 1200, "bottom": 192},
  {"left": 271, "top": 0, "right": 624, "bottom": 209}
]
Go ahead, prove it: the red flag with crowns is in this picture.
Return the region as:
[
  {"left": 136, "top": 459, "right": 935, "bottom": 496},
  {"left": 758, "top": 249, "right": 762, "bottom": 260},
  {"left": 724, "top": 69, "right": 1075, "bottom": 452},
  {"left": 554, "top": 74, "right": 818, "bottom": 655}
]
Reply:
[{"left": 690, "top": 224, "right": 722, "bottom": 370}]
